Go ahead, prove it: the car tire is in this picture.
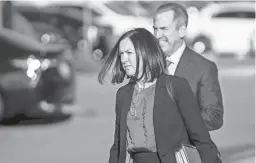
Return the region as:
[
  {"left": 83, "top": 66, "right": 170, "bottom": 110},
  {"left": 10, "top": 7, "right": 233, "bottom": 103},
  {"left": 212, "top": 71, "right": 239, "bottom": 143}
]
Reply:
[
  {"left": 0, "top": 94, "right": 5, "bottom": 122},
  {"left": 1, "top": 115, "right": 23, "bottom": 125}
]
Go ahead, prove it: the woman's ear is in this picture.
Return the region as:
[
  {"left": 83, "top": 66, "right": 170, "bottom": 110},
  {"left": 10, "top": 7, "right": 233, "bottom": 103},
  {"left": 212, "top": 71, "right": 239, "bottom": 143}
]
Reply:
[{"left": 179, "top": 25, "right": 187, "bottom": 38}]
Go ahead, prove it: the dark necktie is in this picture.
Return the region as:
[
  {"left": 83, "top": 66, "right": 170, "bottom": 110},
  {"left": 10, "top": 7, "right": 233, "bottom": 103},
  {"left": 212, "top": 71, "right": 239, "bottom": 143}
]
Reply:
[
  {"left": 166, "top": 59, "right": 173, "bottom": 67},
  {"left": 165, "top": 58, "right": 173, "bottom": 74},
  {"left": 165, "top": 56, "right": 173, "bottom": 68}
]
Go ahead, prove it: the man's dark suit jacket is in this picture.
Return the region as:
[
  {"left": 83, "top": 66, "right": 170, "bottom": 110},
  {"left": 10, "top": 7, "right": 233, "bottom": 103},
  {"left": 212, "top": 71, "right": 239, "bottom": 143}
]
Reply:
[
  {"left": 109, "top": 74, "right": 221, "bottom": 163},
  {"left": 173, "top": 47, "right": 224, "bottom": 131}
]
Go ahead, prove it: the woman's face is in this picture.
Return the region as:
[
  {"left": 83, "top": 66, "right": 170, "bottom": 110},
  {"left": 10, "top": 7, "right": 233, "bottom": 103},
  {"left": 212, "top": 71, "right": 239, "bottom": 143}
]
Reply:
[{"left": 119, "top": 38, "right": 143, "bottom": 78}]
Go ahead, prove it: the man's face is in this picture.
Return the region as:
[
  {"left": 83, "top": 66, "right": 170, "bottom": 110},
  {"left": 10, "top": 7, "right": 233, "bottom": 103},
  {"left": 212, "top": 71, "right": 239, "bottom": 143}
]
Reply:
[{"left": 153, "top": 10, "right": 181, "bottom": 56}]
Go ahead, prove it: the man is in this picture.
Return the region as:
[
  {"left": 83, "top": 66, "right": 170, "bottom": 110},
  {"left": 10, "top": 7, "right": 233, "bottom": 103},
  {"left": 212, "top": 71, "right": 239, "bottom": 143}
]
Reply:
[{"left": 153, "top": 3, "right": 224, "bottom": 131}]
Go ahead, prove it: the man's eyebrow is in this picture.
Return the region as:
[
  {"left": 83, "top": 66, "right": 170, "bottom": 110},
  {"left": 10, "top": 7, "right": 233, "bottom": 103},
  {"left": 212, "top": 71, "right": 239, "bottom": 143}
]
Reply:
[
  {"left": 153, "top": 26, "right": 168, "bottom": 30},
  {"left": 160, "top": 27, "right": 168, "bottom": 30}
]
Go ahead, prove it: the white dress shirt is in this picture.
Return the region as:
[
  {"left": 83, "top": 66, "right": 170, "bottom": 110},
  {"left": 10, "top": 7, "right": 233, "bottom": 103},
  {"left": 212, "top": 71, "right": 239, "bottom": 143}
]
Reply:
[{"left": 166, "top": 41, "right": 186, "bottom": 75}]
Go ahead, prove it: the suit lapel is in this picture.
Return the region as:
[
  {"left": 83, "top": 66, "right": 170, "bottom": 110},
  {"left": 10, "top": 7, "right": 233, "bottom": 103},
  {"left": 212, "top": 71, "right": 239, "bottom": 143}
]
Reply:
[
  {"left": 174, "top": 47, "right": 192, "bottom": 78},
  {"left": 119, "top": 82, "right": 135, "bottom": 163},
  {"left": 153, "top": 75, "right": 172, "bottom": 154}
]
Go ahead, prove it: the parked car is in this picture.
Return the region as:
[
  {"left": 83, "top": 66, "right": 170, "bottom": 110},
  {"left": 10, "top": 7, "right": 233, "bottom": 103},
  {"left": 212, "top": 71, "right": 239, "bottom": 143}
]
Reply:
[
  {"left": 187, "top": 2, "right": 255, "bottom": 59},
  {"left": 0, "top": 28, "right": 75, "bottom": 122},
  {"left": 16, "top": 4, "right": 113, "bottom": 56}
]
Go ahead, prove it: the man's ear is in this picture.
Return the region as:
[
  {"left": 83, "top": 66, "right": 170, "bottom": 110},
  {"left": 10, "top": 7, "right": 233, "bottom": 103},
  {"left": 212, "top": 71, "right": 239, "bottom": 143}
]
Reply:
[{"left": 179, "top": 25, "right": 187, "bottom": 38}]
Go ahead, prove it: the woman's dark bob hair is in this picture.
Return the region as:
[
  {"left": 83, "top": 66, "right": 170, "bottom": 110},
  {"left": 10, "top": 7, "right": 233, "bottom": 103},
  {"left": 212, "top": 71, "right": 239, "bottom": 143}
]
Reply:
[{"left": 98, "top": 28, "right": 166, "bottom": 84}]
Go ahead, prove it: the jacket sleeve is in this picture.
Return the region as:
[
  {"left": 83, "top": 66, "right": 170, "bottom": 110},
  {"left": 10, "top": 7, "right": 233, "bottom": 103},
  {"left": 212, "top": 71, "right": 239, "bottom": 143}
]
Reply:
[
  {"left": 109, "top": 89, "right": 121, "bottom": 163},
  {"left": 174, "top": 77, "right": 222, "bottom": 163},
  {"left": 199, "top": 62, "right": 224, "bottom": 131}
]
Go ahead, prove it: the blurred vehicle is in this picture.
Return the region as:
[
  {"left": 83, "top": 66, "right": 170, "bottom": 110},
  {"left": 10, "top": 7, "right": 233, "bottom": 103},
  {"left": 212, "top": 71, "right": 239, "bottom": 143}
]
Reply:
[
  {"left": 16, "top": 4, "right": 113, "bottom": 54},
  {"left": 15, "top": 1, "right": 153, "bottom": 56},
  {"left": 187, "top": 2, "right": 255, "bottom": 59},
  {"left": 16, "top": 6, "right": 79, "bottom": 48},
  {"left": 0, "top": 28, "right": 75, "bottom": 122}
]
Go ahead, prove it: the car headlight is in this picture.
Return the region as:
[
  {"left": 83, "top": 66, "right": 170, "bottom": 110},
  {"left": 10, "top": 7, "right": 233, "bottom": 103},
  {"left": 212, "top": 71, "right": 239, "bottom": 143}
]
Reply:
[
  {"left": 11, "top": 55, "right": 41, "bottom": 71},
  {"left": 11, "top": 55, "right": 42, "bottom": 81},
  {"left": 27, "top": 57, "right": 41, "bottom": 71},
  {"left": 26, "top": 69, "right": 38, "bottom": 80}
]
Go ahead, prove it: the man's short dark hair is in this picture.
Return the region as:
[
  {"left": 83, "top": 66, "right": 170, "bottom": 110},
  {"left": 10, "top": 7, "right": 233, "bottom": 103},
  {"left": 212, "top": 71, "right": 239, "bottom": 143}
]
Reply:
[{"left": 156, "top": 3, "right": 188, "bottom": 29}]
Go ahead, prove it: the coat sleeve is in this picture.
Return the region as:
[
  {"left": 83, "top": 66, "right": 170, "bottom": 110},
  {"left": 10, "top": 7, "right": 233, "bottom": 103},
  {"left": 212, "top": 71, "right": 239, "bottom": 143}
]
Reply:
[
  {"left": 174, "top": 77, "right": 222, "bottom": 163},
  {"left": 199, "top": 62, "right": 224, "bottom": 131},
  {"left": 109, "top": 89, "right": 121, "bottom": 163}
]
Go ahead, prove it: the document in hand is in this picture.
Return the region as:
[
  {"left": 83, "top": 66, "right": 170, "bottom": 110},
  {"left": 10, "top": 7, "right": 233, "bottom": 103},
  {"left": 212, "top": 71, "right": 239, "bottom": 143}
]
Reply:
[{"left": 175, "top": 144, "right": 202, "bottom": 163}]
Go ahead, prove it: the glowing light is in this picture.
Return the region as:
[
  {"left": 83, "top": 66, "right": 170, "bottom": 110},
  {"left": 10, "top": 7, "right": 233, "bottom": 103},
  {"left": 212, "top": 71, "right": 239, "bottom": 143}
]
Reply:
[
  {"left": 194, "top": 42, "right": 206, "bottom": 54},
  {"left": 27, "top": 58, "right": 41, "bottom": 71}
]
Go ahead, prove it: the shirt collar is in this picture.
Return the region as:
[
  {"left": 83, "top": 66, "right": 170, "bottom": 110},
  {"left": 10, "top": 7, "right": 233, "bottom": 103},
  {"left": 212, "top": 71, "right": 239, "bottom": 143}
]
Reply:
[
  {"left": 136, "top": 79, "right": 157, "bottom": 90},
  {"left": 166, "top": 41, "right": 186, "bottom": 64}
]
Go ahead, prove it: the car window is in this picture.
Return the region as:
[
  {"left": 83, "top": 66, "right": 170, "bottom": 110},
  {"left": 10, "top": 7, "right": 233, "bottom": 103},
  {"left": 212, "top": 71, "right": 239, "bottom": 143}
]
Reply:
[{"left": 213, "top": 11, "right": 255, "bottom": 19}]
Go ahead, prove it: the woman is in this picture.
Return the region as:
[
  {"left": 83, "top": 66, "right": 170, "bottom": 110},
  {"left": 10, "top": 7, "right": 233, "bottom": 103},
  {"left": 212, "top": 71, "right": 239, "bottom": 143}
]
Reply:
[{"left": 98, "top": 28, "right": 221, "bottom": 163}]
